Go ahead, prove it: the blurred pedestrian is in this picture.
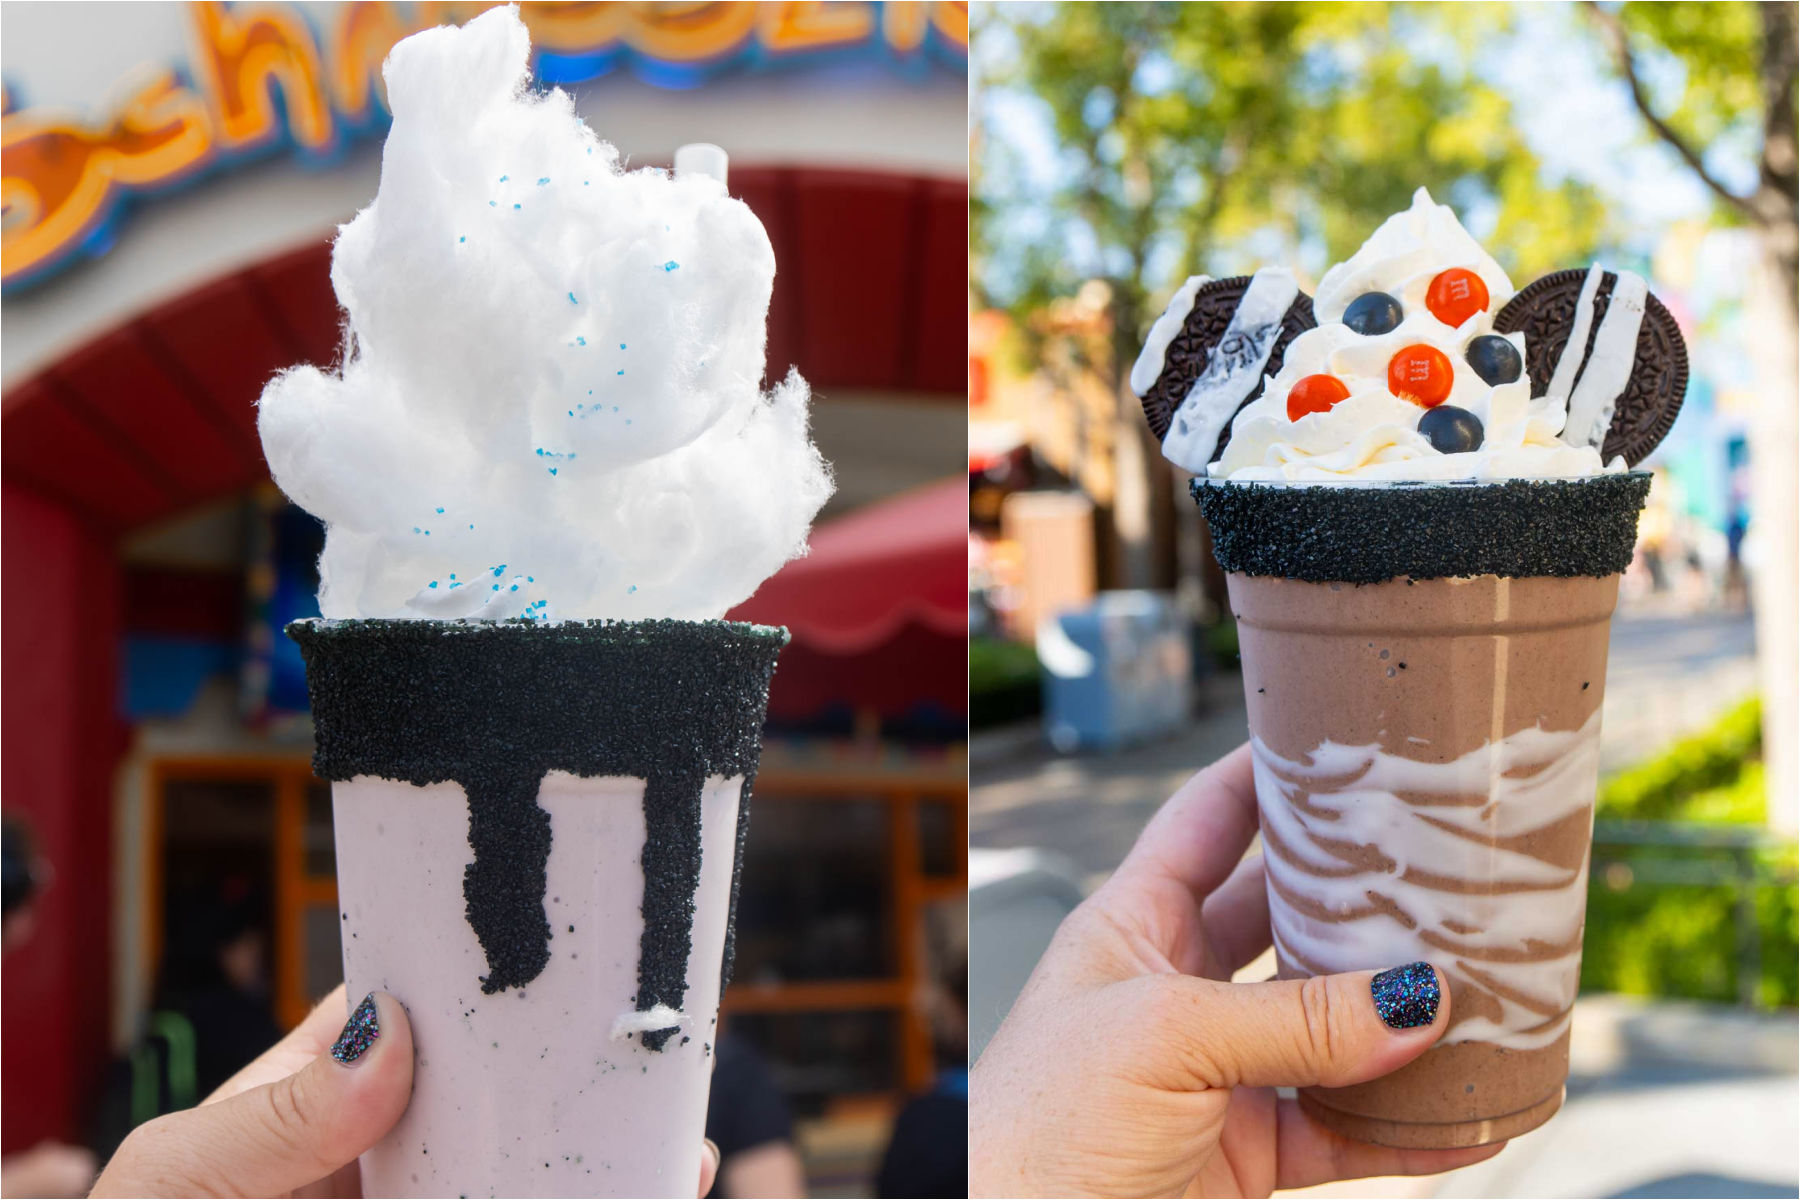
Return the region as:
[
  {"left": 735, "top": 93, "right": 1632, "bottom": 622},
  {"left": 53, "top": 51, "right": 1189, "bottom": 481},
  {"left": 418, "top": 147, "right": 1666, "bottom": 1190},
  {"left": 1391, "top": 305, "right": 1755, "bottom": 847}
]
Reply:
[
  {"left": 154, "top": 882, "right": 284, "bottom": 1099},
  {"left": 877, "top": 954, "right": 968, "bottom": 1197},
  {"left": 704, "top": 1032, "right": 807, "bottom": 1198},
  {"left": 0, "top": 815, "right": 99, "bottom": 1199}
]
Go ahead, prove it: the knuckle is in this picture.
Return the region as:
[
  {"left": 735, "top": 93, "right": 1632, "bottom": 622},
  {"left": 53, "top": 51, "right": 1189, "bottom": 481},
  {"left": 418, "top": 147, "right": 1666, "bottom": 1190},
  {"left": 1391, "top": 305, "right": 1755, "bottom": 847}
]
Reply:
[
  {"left": 259, "top": 1076, "right": 317, "bottom": 1158},
  {"left": 1296, "top": 975, "right": 1344, "bottom": 1075}
]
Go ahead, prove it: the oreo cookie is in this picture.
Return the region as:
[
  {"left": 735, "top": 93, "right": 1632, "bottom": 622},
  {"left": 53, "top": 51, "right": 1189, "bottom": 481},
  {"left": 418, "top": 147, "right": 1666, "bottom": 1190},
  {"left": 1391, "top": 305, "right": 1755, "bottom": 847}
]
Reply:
[
  {"left": 1138, "top": 275, "right": 1316, "bottom": 465},
  {"left": 1495, "top": 268, "right": 1687, "bottom": 466}
]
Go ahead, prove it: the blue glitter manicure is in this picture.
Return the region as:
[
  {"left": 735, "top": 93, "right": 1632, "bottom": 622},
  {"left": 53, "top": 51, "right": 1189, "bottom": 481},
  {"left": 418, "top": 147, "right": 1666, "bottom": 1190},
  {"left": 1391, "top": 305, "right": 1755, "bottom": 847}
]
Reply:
[
  {"left": 1371, "top": 962, "right": 1439, "bottom": 1029},
  {"left": 332, "top": 993, "right": 380, "bottom": 1064}
]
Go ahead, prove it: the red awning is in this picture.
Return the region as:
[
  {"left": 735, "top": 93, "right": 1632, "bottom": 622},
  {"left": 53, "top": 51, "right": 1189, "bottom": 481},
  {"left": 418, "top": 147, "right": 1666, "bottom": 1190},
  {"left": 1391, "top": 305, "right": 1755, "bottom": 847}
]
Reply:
[{"left": 729, "top": 476, "right": 967, "bottom": 719}]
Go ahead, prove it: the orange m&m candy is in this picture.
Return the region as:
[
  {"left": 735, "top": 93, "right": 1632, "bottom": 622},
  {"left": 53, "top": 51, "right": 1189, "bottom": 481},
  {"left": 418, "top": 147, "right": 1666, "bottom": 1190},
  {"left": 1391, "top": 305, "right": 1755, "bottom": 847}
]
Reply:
[
  {"left": 1425, "top": 268, "right": 1490, "bottom": 327},
  {"left": 1387, "top": 345, "right": 1454, "bottom": 407},
  {"left": 1286, "top": 373, "right": 1352, "bottom": 421}
]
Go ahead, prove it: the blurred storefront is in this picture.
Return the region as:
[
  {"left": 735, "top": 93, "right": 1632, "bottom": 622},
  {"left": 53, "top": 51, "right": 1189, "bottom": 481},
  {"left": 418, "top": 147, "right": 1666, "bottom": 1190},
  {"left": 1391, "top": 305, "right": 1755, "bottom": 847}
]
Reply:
[{"left": 1, "top": 2, "right": 968, "bottom": 1189}]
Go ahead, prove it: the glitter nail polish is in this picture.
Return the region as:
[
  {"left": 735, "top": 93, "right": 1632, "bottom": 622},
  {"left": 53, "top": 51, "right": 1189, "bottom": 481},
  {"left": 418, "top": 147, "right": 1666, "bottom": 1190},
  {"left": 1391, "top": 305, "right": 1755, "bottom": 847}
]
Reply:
[
  {"left": 332, "top": 993, "right": 381, "bottom": 1063},
  {"left": 1371, "top": 962, "right": 1439, "bottom": 1029}
]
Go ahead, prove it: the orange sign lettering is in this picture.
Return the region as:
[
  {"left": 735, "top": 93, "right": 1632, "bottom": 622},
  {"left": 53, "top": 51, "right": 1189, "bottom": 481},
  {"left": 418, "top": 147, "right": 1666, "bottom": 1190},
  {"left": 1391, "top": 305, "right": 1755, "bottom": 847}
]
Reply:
[{"left": 1, "top": 1, "right": 966, "bottom": 290}]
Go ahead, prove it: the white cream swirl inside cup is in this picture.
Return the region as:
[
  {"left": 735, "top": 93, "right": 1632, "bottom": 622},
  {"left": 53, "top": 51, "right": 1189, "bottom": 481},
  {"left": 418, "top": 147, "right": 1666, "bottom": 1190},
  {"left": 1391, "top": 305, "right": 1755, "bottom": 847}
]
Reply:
[{"left": 1211, "top": 188, "right": 1621, "bottom": 482}]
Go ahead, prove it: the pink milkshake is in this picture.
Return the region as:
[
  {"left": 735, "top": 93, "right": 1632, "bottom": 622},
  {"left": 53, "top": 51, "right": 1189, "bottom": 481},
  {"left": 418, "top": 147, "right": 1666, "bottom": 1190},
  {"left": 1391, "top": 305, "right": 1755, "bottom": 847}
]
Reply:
[{"left": 258, "top": 8, "right": 832, "bottom": 1196}]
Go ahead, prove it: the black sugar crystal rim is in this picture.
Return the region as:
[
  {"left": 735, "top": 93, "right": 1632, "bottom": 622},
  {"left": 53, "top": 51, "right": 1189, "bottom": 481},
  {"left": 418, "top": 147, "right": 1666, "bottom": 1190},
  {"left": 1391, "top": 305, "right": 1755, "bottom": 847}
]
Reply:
[
  {"left": 1193, "top": 473, "right": 1650, "bottom": 583},
  {"left": 289, "top": 617, "right": 787, "bottom": 1050}
]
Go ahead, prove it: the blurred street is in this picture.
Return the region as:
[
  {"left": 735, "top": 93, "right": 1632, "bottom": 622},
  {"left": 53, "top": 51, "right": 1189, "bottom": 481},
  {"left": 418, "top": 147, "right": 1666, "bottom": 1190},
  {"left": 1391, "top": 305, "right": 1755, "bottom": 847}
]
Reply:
[{"left": 970, "top": 607, "right": 1759, "bottom": 890}]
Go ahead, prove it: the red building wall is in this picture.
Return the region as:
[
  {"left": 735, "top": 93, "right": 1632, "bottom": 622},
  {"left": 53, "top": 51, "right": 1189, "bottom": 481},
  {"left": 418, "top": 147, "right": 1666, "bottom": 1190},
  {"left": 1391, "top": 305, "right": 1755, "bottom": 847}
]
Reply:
[
  {"left": 0, "top": 164, "right": 962, "bottom": 1148},
  {"left": 1, "top": 484, "right": 124, "bottom": 1152}
]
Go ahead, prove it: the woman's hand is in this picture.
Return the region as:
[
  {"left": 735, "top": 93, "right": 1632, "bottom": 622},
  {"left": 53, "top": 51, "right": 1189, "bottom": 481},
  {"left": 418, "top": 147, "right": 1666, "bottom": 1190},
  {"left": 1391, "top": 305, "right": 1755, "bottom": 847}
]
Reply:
[
  {"left": 93, "top": 985, "right": 720, "bottom": 1197},
  {"left": 970, "top": 744, "right": 1506, "bottom": 1198},
  {"left": 92, "top": 987, "right": 413, "bottom": 1198}
]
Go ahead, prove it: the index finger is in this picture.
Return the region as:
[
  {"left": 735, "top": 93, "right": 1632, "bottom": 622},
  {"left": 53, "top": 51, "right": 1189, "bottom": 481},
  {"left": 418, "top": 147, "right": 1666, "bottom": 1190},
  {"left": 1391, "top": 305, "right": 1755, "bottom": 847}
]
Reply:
[
  {"left": 1114, "top": 742, "right": 1260, "bottom": 905},
  {"left": 203, "top": 983, "right": 350, "bottom": 1105}
]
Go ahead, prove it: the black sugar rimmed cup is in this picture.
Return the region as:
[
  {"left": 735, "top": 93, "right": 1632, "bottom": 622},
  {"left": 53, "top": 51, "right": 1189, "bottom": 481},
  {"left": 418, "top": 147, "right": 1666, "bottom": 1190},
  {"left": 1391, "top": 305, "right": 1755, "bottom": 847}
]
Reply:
[
  {"left": 288, "top": 616, "right": 787, "bottom": 1049},
  {"left": 1192, "top": 472, "right": 1651, "bottom": 585}
]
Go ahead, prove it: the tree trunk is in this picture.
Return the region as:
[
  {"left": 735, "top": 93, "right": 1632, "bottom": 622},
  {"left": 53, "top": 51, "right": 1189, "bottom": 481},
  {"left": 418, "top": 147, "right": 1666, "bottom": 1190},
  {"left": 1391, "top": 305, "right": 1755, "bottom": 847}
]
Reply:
[{"left": 1751, "top": 1, "right": 1798, "bottom": 833}]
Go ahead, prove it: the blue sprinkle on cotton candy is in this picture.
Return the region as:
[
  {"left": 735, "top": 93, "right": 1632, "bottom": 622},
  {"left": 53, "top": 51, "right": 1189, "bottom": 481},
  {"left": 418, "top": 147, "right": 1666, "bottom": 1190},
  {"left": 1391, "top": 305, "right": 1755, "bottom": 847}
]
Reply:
[
  {"left": 568, "top": 292, "right": 577, "bottom": 304},
  {"left": 538, "top": 177, "right": 549, "bottom": 185},
  {"left": 459, "top": 235, "right": 466, "bottom": 243},
  {"left": 549, "top": 467, "right": 557, "bottom": 475},
  {"left": 436, "top": 507, "right": 445, "bottom": 513},
  {"left": 499, "top": 174, "right": 508, "bottom": 181},
  {"left": 513, "top": 203, "right": 521, "bottom": 210},
  {"left": 662, "top": 261, "right": 679, "bottom": 271},
  {"left": 488, "top": 200, "right": 496, "bottom": 207},
  {"left": 429, "top": 581, "right": 438, "bottom": 588},
  {"left": 576, "top": 336, "right": 586, "bottom": 346}
]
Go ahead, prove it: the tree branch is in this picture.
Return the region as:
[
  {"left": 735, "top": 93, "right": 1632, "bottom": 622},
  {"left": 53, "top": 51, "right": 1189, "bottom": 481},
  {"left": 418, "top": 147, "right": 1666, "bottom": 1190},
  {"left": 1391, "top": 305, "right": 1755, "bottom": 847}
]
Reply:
[{"left": 1582, "top": 0, "right": 1763, "bottom": 223}]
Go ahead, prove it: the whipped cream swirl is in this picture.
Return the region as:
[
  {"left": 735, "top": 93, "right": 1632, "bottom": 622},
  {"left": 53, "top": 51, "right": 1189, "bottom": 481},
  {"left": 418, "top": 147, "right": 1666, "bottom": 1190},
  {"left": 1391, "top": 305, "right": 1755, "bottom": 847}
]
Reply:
[{"left": 1209, "top": 188, "right": 1620, "bottom": 483}]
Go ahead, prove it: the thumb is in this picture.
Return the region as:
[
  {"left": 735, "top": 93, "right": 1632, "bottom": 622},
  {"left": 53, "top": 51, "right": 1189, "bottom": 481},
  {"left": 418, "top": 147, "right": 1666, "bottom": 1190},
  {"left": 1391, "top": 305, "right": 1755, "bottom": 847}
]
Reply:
[
  {"left": 1143, "top": 961, "right": 1450, "bottom": 1091},
  {"left": 96, "top": 992, "right": 414, "bottom": 1198}
]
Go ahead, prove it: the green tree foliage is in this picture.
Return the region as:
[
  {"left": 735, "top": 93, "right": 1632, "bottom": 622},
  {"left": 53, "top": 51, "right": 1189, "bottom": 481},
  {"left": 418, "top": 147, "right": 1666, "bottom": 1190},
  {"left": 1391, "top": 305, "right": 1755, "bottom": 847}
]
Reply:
[
  {"left": 1584, "top": 696, "right": 1797, "bottom": 1007},
  {"left": 972, "top": 1, "right": 1608, "bottom": 382},
  {"left": 1584, "top": 1, "right": 1796, "bottom": 297},
  {"left": 1598, "top": 696, "right": 1765, "bottom": 823}
]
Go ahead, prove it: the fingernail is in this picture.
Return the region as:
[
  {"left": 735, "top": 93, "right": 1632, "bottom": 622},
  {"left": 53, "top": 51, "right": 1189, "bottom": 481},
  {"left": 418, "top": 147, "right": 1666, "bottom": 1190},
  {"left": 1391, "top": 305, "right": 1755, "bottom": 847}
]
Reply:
[
  {"left": 331, "top": 992, "right": 381, "bottom": 1064},
  {"left": 1371, "top": 962, "right": 1439, "bottom": 1029},
  {"left": 703, "top": 1137, "right": 720, "bottom": 1167}
]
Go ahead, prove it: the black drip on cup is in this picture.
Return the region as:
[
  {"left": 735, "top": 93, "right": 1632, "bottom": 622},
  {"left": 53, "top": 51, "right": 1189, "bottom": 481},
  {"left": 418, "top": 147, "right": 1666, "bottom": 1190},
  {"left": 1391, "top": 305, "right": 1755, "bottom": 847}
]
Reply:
[{"left": 289, "top": 618, "right": 787, "bottom": 1050}]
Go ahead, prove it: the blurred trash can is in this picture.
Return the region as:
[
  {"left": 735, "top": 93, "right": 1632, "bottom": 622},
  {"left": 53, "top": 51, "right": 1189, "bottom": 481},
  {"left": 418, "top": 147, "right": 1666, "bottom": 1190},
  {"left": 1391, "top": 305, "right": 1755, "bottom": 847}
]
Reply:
[
  {"left": 968, "top": 848, "right": 1085, "bottom": 1062},
  {"left": 1037, "top": 590, "right": 1191, "bottom": 753}
]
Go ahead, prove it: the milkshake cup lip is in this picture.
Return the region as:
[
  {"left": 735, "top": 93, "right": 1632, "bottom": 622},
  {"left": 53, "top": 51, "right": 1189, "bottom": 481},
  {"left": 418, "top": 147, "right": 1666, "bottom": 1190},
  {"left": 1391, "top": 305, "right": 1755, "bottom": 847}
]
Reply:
[
  {"left": 287, "top": 615, "right": 791, "bottom": 648},
  {"left": 1192, "top": 468, "right": 1651, "bottom": 491}
]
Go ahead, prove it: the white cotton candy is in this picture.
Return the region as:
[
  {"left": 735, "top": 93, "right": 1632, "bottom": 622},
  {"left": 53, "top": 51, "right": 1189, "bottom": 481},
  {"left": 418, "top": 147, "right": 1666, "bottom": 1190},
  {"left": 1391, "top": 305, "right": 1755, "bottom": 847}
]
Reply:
[{"left": 257, "top": 6, "right": 832, "bottom": 621}]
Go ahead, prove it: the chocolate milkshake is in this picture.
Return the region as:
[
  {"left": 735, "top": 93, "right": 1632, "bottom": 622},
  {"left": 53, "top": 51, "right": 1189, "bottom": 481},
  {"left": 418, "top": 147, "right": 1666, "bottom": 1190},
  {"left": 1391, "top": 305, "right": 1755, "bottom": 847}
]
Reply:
[
  {"left": 1203, "top": 475, "right": 1648, "bottom": 1148},
  {"left": 1133, "top": 189, "right": 1686, "bottom": 1148}
]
